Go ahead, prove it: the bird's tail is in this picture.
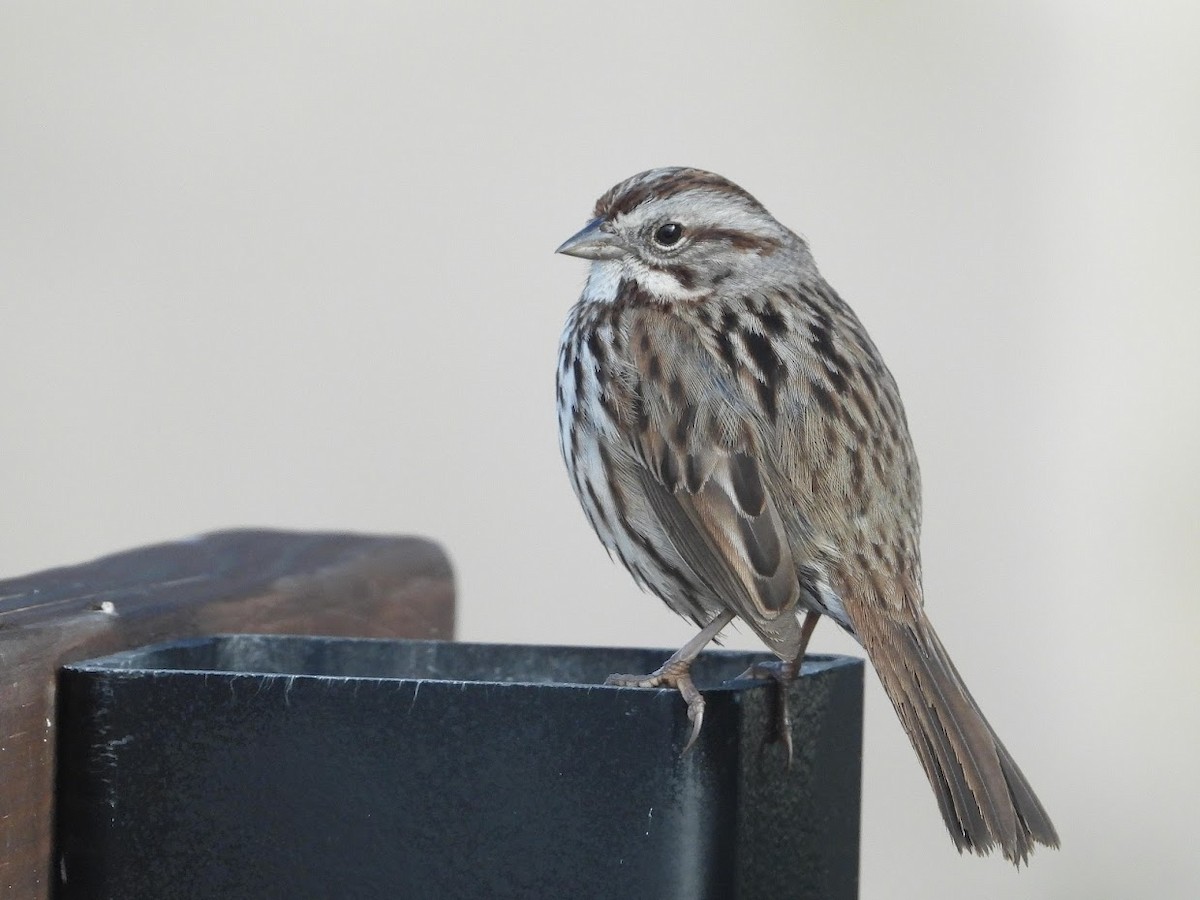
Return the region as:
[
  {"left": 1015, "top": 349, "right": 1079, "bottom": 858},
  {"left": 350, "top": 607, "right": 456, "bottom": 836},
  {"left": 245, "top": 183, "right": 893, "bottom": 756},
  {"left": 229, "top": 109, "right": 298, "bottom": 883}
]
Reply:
[{"left": 865, "top": 612, "right": 1060, "bottom": 864}]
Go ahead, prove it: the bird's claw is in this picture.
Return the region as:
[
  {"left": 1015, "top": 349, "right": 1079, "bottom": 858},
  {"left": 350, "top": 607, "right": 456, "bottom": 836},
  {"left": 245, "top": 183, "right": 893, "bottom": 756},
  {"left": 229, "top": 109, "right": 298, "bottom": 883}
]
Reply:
[
  {"left": 736, "top": 658, "right": 798, "bottom": 767},
  {"left": 605, "top": 662, "right": 707, "bottom": 754},
  {"left": 681, "top": 688, "right": 705, "bottom": 754}
]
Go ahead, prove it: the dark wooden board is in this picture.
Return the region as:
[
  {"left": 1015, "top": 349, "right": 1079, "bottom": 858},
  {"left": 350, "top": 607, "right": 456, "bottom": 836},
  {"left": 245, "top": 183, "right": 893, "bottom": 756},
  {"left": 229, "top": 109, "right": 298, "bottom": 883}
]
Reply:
[{"left": 0, "top": 529, "right": 454, "bottom": 899}]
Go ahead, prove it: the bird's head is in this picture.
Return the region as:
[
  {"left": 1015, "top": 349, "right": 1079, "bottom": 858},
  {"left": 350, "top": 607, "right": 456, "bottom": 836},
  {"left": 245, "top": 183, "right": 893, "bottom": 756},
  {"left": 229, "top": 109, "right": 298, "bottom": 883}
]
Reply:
[{"left": 556, "top": 167, "right": 808, "bottom": 303}]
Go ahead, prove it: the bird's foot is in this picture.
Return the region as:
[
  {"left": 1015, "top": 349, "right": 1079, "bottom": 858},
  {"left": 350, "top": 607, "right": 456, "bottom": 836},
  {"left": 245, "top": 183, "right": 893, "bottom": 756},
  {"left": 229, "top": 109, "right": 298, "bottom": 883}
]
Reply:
[
  {"left": 605, "top": 660, "right": 706, "bottom": 753},
  {"left": 736, "top": 657, "right": 800, "bottom": 766}
]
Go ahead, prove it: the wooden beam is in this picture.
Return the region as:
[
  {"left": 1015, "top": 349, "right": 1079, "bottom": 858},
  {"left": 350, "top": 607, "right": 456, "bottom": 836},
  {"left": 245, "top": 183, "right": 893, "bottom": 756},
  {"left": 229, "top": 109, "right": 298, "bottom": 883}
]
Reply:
[{"left": 0, "top": 529, "right": 454, "bottom": 899}]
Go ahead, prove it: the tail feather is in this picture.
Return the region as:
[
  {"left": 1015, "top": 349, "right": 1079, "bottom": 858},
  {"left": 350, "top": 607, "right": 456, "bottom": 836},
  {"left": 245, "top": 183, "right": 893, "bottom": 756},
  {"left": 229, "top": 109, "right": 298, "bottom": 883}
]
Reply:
[
  {"left": 995, "top": 736, "right": 1060, "bottom": 855},
  {"left": 865, "top": 614, "right": 1060, "bottom": 864},
  {"left": 900, "top": 650, "right": 993, "bottom": 847}
]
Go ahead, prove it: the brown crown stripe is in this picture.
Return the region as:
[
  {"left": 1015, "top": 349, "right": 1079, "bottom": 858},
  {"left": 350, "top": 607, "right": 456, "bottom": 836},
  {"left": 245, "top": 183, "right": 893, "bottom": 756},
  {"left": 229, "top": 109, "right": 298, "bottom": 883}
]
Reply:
[{"left": 595, "top": 168, "right": 763, "bottom": 220}]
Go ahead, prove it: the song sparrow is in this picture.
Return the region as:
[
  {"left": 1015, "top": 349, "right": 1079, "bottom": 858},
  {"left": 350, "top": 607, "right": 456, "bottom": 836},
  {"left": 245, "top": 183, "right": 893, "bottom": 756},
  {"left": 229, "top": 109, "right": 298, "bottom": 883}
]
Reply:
[{"left": 555, "top": 167, "right": 1058, "bottom": 863}]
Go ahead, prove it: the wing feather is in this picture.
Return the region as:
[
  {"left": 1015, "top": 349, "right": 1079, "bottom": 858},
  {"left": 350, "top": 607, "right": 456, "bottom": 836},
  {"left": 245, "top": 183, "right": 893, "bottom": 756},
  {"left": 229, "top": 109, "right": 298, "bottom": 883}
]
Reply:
[{"left": 624, "top": 314, "right": 801, "bottom": 641}]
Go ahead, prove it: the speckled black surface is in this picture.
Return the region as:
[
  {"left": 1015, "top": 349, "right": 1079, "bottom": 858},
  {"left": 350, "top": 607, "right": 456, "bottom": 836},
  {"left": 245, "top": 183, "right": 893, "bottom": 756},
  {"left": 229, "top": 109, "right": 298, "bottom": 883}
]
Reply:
[{"left": 57, "top": 636, "right": 862, "bottom": 900}]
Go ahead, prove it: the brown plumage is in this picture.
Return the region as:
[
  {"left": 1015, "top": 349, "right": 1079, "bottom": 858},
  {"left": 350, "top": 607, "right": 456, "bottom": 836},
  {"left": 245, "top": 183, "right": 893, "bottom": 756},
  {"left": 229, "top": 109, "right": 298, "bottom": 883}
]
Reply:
[{"left": 555, "top": 167, "right": 1058, "bottom": 863}]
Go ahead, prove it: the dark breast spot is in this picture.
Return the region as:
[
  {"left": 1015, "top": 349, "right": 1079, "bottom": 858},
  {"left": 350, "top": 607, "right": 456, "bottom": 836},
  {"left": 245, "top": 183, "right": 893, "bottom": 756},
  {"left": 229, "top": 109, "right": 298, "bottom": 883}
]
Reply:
[
  {"left": 741, "top": 330, "right": 784, "bottom": 383},
  {"left": 715, "top": 325, "right": 738, "bottom": 370},
  {"left": 572, "top": 354, "right": 586, "bottom": 404},
  {"left": 584, "top": 479, "right": 612, "bottom": 530},
  {"left": 754, "top": 379, "right": 779, "bottom": 422},
  {"left": 740, "top": 329, "right": 786, "bottom": 421},
  {"left": 809, "top": 321, "right": 852, "bottom": 394},
  {"left": 757, "top": 304, "right": 788, "bottom": 335},
  {"left": 586, "top": 331, "right": 608, "bottom": 367},
  {"left": 597, "top": 444, "right": 629, "bottom": 522}
]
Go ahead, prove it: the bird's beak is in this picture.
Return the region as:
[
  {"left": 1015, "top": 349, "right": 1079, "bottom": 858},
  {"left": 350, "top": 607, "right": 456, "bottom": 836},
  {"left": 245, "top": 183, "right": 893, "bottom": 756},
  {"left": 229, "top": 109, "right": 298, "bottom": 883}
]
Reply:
[{"left": 555, "top": 218, "right": 625, "bottom": 260}]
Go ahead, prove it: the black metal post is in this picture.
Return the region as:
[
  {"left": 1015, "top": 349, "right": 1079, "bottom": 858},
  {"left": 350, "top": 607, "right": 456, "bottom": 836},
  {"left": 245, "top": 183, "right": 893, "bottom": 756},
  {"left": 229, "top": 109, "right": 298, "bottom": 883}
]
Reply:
[{"left": 56, "top": 636, "right": 862, "bottom": 899}]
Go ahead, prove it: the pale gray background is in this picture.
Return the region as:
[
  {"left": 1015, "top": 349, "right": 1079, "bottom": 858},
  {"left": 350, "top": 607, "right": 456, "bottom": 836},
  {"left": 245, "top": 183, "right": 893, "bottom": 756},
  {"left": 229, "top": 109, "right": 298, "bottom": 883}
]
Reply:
[{"left": 3, "top": 2, "right": 1198, "bottom": 897}]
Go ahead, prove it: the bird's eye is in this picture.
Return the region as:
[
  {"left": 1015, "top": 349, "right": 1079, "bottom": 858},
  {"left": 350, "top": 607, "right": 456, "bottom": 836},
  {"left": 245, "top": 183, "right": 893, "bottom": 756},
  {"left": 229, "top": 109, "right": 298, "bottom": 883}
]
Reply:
[{"left": 653, "top": 222, "right": 684, "bottom": 248}]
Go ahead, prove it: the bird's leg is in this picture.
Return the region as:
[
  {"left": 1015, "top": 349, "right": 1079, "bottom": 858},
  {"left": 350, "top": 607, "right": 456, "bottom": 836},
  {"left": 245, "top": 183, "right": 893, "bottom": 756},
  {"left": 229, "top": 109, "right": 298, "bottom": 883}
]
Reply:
[
  {"left": 737, "top": 610, "right": 821, "bottom": 765},
  {"left": 605, "top": 609, "right": 736, "bottom": 753}
]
